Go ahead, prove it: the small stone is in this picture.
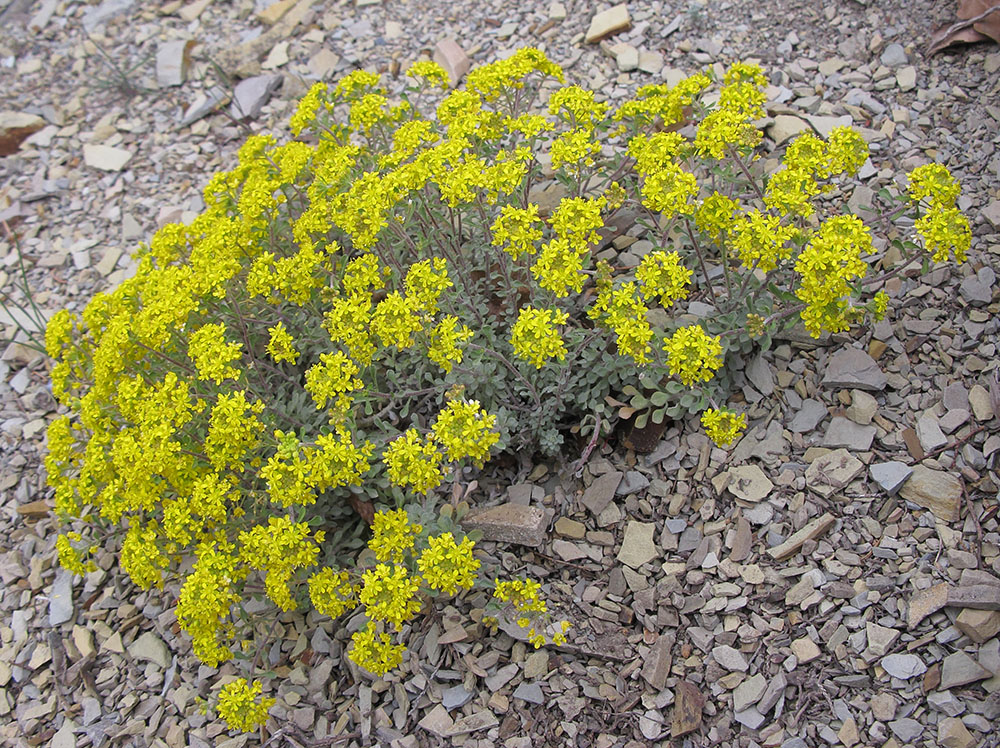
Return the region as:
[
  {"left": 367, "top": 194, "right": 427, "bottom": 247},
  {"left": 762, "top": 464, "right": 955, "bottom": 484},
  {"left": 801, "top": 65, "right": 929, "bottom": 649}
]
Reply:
[
  {"left": 983, "top": 200, "right": 1000, "bottom": 229},
  {"left": 766, "top": 513, "right": 836, "bottom": 560},
  {"left": 178, "top": 0, "right": 211, "bottom": 22},
  {"left": 548, "top": 2, "right": 567, "bottom": 20},
  {"left": 870, "top": 692, "right": 897, "bottom": 721},
  {"left": 790, "top": 637, "right": 821, "bottom": 663},
  {"left": 733, "top": 673, "right": 767, "bottom": 712},
  {"left": 230, "top": 74, "right": 282, "bottom": 119},
  {"left": 418, "top": 704, "right": 454, "bottom": 737},
  {"left": 908, "top": 583, "right": 949, "bottom": 627},
  {"left": 639, "top": 710, "right": 664, "bottom": 739},
  {"left": 726, "top": 464, "right": 773, "bottom": 503},
  {"left": 734, "top": 706, "right": 766, "bottom": 729},
  {"left": 615, "top": 44, "right": 638, "bottom": 72},
  {"left": 433, "top": 39, "right": 470, "bottom": 86},
  {"left": 956, "top": 609, "right": 1000, "bottom": 644},
  {"left": 127, "top": 631, "right": 171, "bottom": 669},
  {"left": 73, "top": 625, "right": 95, "bottom": 658},
  {"left": 712, "top": 644, "right": 748, "bottom": 672},
  {"left": 442, "top": 685, "right": 474, "bottom": 710},
  {"left": 939, "top": 651, "right": 991, "bottom": 690},
  {"left": 484, "top": 663, "right": 519, "bottom": 692},
  {"left": 938, "top": 717, "right": 976, "bottom": 748},
  {"left": 464, "top": 503, "right": 546, "bottom": 547},
  {"left": 554, "top": 517, "right": 585, "bottom": 539},
  {"left": 617, "top": 470, "right": 649, "bottom": 495},
  {"left": 585, "top": 3, "right": 631, "bottom": 43},
  {"left": 617, "top": 521, "right": 658, "bottom": 568},
  {"left": 523, "top": 651, "right": 549, "bottom": 680},
  {"left": 927, "top": 690, "right": 965, "bottom": 717},
  {"left": 940, "top": 409, "right": 970, "bottom": 435},
  {"left": 898, "top": 465, "right": 963, "bottom": 523},
  {"left": 156, "top": 39, "right": 194, "bottom": 87},
  {"left": 896, "top": 65, "right": 916, "bottom": 91},
  {"left": 806, "top": 448, "right": 865, "bottom": 499},
  {"left": 866, "top": 622, "right": 900, "bottom": 657},
  {"left": 768, "top": 114, "right": 809, "bottom": 144},
  {"left": 880, "top": 43, "right": 908, "bottom": 68},
  {"left": 308, "top": 48, "right": 340, "bottom": 79},
  {"left": 846, "top": 390, "right": 878, "bottom": 425},
  {"left": 671, "top": 680, "right": 704, "bottom": 737},
  {"left": 257, "top": 0, "right": 296, "bottom": 24},
  {"left": 51, "top": 725, "right": 75, "bottom": 748},
  {"left": 512, "top": 681, "right": 544, "bottom": 704},
  {"left": 870, "top": 461, "right": 913, "bottom": 496},
  {"left": 638, "top": 51, "right": 664, "bottom": 74},
  {"left": 838, "top": 716, "right": 860, "bottom": 747},
  {"left": 582, "top": 471, "right": 622, "bottom": 515},
  {"left": 916, "top": 413, "right": 948, "bottom": 452},
  {"left": 822, "top": 348, "right": 886, "bottom": 391},
  {"left": 83, "top": 143, "right": 133, "bottom": 172},
  {"left": 822, "top": 417, "right": 875, "bottom": 450},
  {"left": 881, "top": 653, "right": 927, "bottom": 679},
  {"left": 384, "top": 21, "right": 402, "bottom": 39},
  {"left": 48, "top": 569, "right": 74, "bottom": 626},
  {"left": 641, "top": 633, "right": 673, "bottom": 690},
  {"left": 969, "top": 385, "right": 995, "bottom": 422},
  {"left": 788, "top": 399, "right": 828, "bottom": 433},
  {"left": 889, "top": 718, "right": 923, "bottom": 743}
]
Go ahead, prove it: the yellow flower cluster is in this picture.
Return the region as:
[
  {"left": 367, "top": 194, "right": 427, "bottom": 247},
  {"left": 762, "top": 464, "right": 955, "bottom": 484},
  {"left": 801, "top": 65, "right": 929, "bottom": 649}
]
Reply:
[
  {"left": 588, "top": 282, "right": 654, "bottom": 365},
  {"left": 418, "top": 532, "right": 480, "bottom": 595},
  {"left": 663, "top": 326, "right": 724, "bottom": 385},
  {"left": 635, "top": 250, "right": 692, "bottom": 307},
  {"left": 217, "top": 679, "right": 275, "bottom": 732},
  {"left": 795, "top": 215, "right": 873, "bottom": 337},
  {"left": 700, "top": 408, "right": 747, "bottom": 447},
  {"left": 493, "top": 578, "right": 570, "bottom": 648},
  {"left": 510, "top": 306, "right": 569, "bottom": 368},
  {"left": 908, "top": 163, "right": 971, "bottom": 262}
]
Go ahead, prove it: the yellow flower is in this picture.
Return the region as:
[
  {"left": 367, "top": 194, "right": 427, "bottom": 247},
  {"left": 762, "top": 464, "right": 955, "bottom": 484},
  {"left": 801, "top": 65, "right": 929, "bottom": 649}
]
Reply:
[
  {"left": 383, "top": 430, "right": 445, "bottom": 495},
  {"left": 700, "top": 408, "right": 747, "bottom": 447},
  {"left": 427, "top": 316, "right": 473, "bottom": 373},
  {"left": 188, "top": 323, "right": 242, "bottom": 384},
  {"left": 266, "top": 322, "right": 299, "bottom": 364},
  {"left": 418, "top": 532, "right": 480, "bottom": 595},
  {"left": 908, "top": 163, "right": 960, "bottom": 207},
  {"left": 359, "top": 564, "right": 421, "bottom": 628},
  {"left": 309, "top": 568, "right": 359, "bottom": 619},
  {"left": 663, "top": 326, "right": 724, "bottom": 385},
  {"left": 304, "top": 351, "right": 364, "bottom": 412},
  {"left": 695, "top": 192, "right": 740, "bottom": 241},
  {"left": 407, "top": 60, "right": 450, "bottom": 89},
  {"left": 635, "top": 251, "right": 692, "bottom": 307},
  {"left": 217, "top": 679, "right": 274, "bottom": 732},
  {"left": 510, "top": 306, "right": 569, "bottom": 368},
  {"left": 349, "top": 624, "right": 405, "bottom": 676},
  {"left": 431, "top": 399, "right": 499, "bottom": 465},
  {"left": 369, "top": 508, "right": 423, "bottom": 562}
]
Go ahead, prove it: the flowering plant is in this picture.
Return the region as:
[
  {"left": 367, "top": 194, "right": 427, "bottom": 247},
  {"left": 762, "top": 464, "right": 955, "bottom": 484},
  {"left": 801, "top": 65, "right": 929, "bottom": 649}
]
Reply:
[{"left": 44, "top": 48, "right": 969, "bottom": 731}]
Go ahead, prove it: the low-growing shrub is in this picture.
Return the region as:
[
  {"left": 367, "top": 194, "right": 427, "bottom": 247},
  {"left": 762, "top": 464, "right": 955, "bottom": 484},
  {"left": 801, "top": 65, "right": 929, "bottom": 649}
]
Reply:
[{"left": 44, "top": 48, "right": 970, "bottom": 731}]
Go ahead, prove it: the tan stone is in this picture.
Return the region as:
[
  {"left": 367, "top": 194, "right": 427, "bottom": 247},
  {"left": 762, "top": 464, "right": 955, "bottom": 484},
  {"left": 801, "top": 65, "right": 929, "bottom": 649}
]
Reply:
[
  {"left": 766, "top": 513, "right": 836, "bottom": 560},
  {"left": 585, "top": 3, "right": 630, "bottom": 43},
  {"left": 463, "top": 503, "right": 546, "bottom": 547},
  {"left": 898, "top": 465, "right": 963, "bottom": 523},
  {"left": 433, "top": 38, "right": 470, "bottom": 86},
  {"left": 0, "top": 111, "right": 45, "bottom": 155},
  {"left": 791, "top": 637, "right": 821, "bottom": 663},
  {"left": 956, "top": 608, "right": 1000, "bottom": 644},
  {"left": 908, "top": 583, "right": 949, "bottom": 628},
  {"left": 938, "top": 717, "right": 976, "bottom": 748}
]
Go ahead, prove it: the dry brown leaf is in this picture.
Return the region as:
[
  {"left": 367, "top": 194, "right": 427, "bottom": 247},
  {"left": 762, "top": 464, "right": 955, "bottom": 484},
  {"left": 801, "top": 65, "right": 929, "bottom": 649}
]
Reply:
[
  {"left": 927, "top": 0, "right": 1000, "bottom": 54},
  {"left": 959, "top": 0, "right": 1000, "bottom": 42}
]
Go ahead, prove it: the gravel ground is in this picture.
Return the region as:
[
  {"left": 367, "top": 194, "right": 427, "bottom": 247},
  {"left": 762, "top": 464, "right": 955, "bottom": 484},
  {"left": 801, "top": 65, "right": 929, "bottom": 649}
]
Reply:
[{"left": 1, "top": 0, "right": 1000, "bottom": 747}]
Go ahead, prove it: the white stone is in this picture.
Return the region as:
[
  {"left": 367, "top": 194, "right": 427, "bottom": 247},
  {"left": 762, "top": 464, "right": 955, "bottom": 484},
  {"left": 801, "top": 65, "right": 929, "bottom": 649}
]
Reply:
[
  {"left": 83, "top": 143, "right": 133, "bottom": 172},
  {"left": 585, "top": 3, "right": 630, "bottom": 43}
]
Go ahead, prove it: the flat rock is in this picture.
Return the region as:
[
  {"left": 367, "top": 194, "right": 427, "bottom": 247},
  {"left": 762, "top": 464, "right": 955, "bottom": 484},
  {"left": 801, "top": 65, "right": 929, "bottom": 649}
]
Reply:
[
  {"left": 82, "top": 0, "right": 135, "bottom": 31},
  {"left": 940, "top": 651, "right": 990, "bottom": 689},
  {"left": 127, "top": 631, "right": 170, "bottom": 669},
  {"left": 585, "top": 3, "right": 630, "bottom": 43},
  {"left": 806, "top": 448, "right": 865, "bottom": 499},
  {"left": 908, "top": 583, "right": 949, "bottom": 627},
  {"left": 512, "top": 681, "right": 544, "bottom": 704},
  {"left": 463, "top": 503, "right": 546, "bottom": 547},
  {"left": 938, "top": 717, "right": 976, "bottom": 748},
  {"left": 433, "top": 38, "right": 470, "bottom": 86},
  {"left": 870, "top": 461, "right": 913, "bottom": 496},
  {"left": 726, "top": 464, "right": 773, "bottom": 503},
  {"left": 734, "top": 706, "right": 766, "bottom": 729},
  {"left": 180, "top": 86, "right": 230, "bottom": 127},
  {"left": 969, "top": 384, "right": 995, "bottom": 422},
  {"left": 889, "top": 718, "right": 923, "bottom": 743},
  {"left": 822, "top": 416, "right": 875, "bottom": 450},
  {"left": 156, "top": 39, "right": 194, "bottom": 87},
  {"left": 881, "top": 653, "right": 926, "bottom": 679},
  {"left": 916, "top": 413, "right": 948, "bottom": 452},
  {"left": 419, "top": 704, "right": 454, "bottom": 736},
  {"left": 48, "top": 569, "right": 74, "bottom": 626},
  {"left": 641, "top": 633, "right": 674, "bottom": 690},
  {"left": 442, "top": 685, "right": 474, "bottom": 710},
  {"left": 955, "top": 609, "right": 1000, "bottom": 644},
  {"left": 712, "top": 644, "right": 748, "bottom": 672},
  {"left": 616, "top": 470, "right": 649, "bottom": 495},
  {"left": 805, "top": 113, "right": 854, "bottom": 137},
  {"left": 733, "top": 673, "right": 767, "bottom": 712},
  {"left": 983, "top": 199, "right": 1000, "bottom": 229},
  {"left": 788, "top": 398, "right": 828, "bottom": 433},
  {"left": 866, "top": 622, "right": 900, "bottom": 657},
  {"left": 880, "top": 42, "right": 908, "bottom": 68},
  {"left": 582, "top": 471, "right": 622, "bottom": 515},
  {"left": 767, "top": 513, "right": 836, "bottom": 560},
  {"left": 671, "top": 680, "right": 704, "bottom": 737},
  {"left": 822, "top": 348, "right": 886, "bottom": 391},
  {"left": 83, "top": 143, "right": 133, "bottom": 172},
  {"left": 230, "top": 74, "right": 282, "bottom": 120},
  {"left": 617, "top": 521, "right": 658, "bottom": 568},
  {"left": 615, "top": 44, "right": 638, "bottom": 72},
  {"left": 768, "top": 114, "right": 809, "bottom": 144},
  {"left": 898, "top": 465, "right": 963, "bottom": 523},
  {"left": 0, "top": 111, "right": 45, "bottom": 155},
  {"left": 846, "top": 390, "right": 878, "bottom": 425},
  {"left": 791, "top": 637, "right": 821, "bottom": 663}
]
